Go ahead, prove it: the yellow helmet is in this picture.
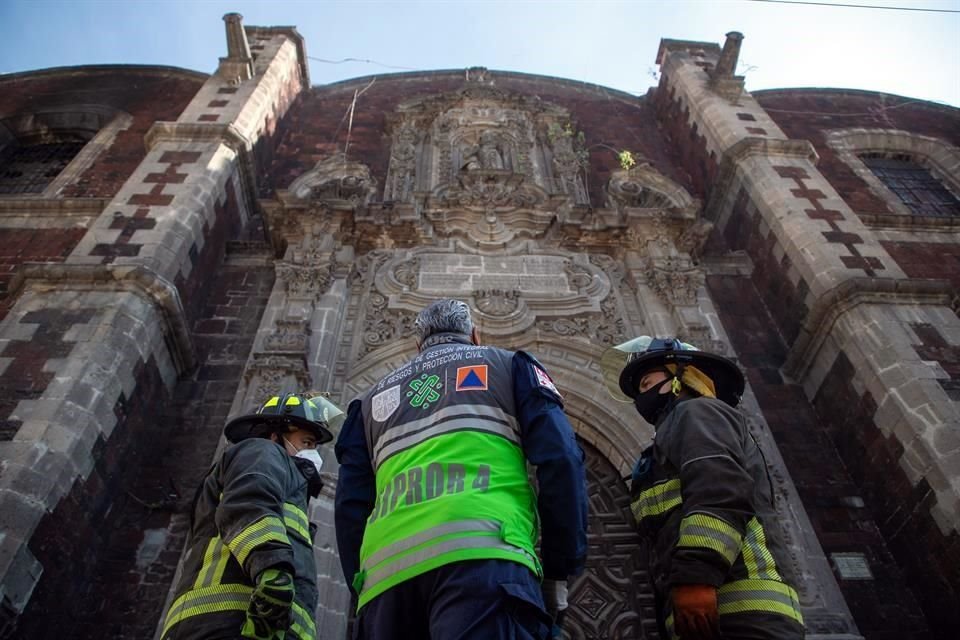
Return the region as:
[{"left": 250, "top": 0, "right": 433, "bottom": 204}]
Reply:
[{"left": 224, "top": 393, "right": 342, "bottom": 444}]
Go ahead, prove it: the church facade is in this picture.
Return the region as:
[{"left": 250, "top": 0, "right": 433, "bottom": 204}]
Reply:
[{"left": 0, "top": 14, "right": 958, "bottom": 640}]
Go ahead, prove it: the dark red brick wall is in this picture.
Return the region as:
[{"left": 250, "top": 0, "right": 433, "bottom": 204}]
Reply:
[
  {"left": 754, "top": 89, "right": 960, "bottom": 218},
  {"left": 813, "top": 348, "right": 960, "bottom": 637},
  {"left": 0, "top": 228, "right": 87, "bottom": 322},
  {"left": 0, "top": 67, "right": 205, "bottom": 199},
  {"left": 270, "top": 71, "right": 692, "bottom": 206},
  {"left": 881, "top": 241, "right": 960, "bottom": 302},
  {"left": 15, "top": 246, "right": 275, "bottom": 639},
  {"left": 707, "top": 274, "right": 937, "bottom": 639},
  {"left": 650, "top": 74, "right": 718, "bottom": 199}
]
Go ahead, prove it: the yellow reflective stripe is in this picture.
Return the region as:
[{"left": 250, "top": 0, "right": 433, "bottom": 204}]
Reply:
[
  {"left": 227, "top": 516, "right": 289, "bottom": 565},
  {"left": 193, "top": 537, "right": 230, "bottom": 589},
  {"left": 631, "top": 479, "right": 682, "bottom": 522},
  {"left": 718, "top": 579, "right": 803, "bottom": 624},
  {"left": 284, "top": 503, "right": 311, "bottom": 541},
  {"left": 678, "top": 512, "right": 743, "bottom": 565},
  {"left": 264, "top": 396, "right": 280, "bottom": 408},
  {"left": 290, "top": 601, "right": 317, "bottom": 640},
  {"left": 664, "top": 612, "right": 679, "bottom": 640},
  {"left": 286, "top": 396, "right": 301, "bottom": 406},
  {"left": 742, "top": 517, "right": 781, "bottom": 580},
  {"left": 161, "top": 583, "right": 253, "bottom": 639}
]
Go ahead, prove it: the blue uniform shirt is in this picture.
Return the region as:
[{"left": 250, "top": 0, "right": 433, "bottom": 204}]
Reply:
[{"left": 334, "top": 349, "right": 588, "bottom": 593}]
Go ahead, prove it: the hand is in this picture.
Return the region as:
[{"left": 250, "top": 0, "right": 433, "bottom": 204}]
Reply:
[
  {"left": 241, "top": 567, "right": 295, "bottom": 640},
  {"left": 542, "top": 579, "right": 569, "bottom": 638},
  {"left": 671, "top": 584, "right": 718, "bottom": 640}
]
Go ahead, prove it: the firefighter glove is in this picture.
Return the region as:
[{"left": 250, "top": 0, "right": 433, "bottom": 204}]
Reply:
[
  {"left": 242, "top": 567, "right": 295, "bottom": 640},
  {"left": 671, "top": 583, "right": 719, "bottom": 640}
]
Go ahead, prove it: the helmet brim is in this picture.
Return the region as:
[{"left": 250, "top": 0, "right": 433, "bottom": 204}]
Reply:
[
  {"left": 618, "top": 349, "right": 745, "bottom": 407},
  {"left": 223, "top": 413, "right": 334, "bottom": 445}
]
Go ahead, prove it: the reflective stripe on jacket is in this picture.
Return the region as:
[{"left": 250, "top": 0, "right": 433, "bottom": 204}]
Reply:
[
  {"left": 629, "top": 397, "right": 804, "bottom": 638},
  {"left": 160, "top": 438, "right": 318, "bottom": 640},
  {"left": 355, "top": 338, "right": 541, "bottom": 609}
]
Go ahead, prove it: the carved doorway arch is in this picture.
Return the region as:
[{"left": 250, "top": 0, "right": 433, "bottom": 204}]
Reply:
[{"left": 564, "top": 439, "right": 661, "bottom": 640}]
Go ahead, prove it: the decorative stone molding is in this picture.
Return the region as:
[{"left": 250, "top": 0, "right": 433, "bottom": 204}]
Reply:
[
  {"left": 275, "top": 261, "right": 333, "bottom": 299},
  {"left": 535, "top": 294, "right": 627, "bottom": 346},
  {"left": 360, "top": 292, "right": 416, "bottom": 357},
  {"left": 243, "top": 353, "right": 311, "bottom": 401},
  {"left": 605, "top": 165, "right": 700, "bottom": 218},
  {"left": 645, "top": 255, "right": 705, "bottom": 306},
  {"left": 474, "top": 289, "right": 520, "bottom": 316},
  {"left": 9, "top": 262, "right": 196, "bottom": 373},
  {"left": 825, "top": 128, "right": 960, "bottom": 228},
  {"left": 263, "top": 319, "right": 310, "bottom": 352},
  {"left": 287, "top": 153, "right": 377, "bottom": 210}
]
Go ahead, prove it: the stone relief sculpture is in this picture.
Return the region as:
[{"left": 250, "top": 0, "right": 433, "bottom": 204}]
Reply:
[
  {"left": 287, "top": 153, "right": 378, "bottom": 209},
  {"left": 461, "top": 131, "right": 505, "bottom": 171}
]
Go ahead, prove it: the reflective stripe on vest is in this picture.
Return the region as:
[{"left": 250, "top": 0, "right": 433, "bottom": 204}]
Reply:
[
  {"left": 718, "top": 578, "right": 804, "bottom": 624},
  {"left": 662, "top": 579, "right": 802, "bottom": 639},
  {"left": 284, "top": 502, "right": 311, "bottom": 542},
  {"left": 677, "top": 512, "right": 743, "bottom": 566},
  {"left": 161, "top": 583, "right": 253, "bottom": 639},
  {"left": 290, "top": 601, "right": 318, "bottom": 640},
  {"left": 372, "top": 403, "right": 519, "bottom": 471},
  {"left": 226, "top": 515, "right": 290, "bottom": 566},
  {"left": 742, "top": 517, "right": 782, "bottom": 581},
  {"left": 193, "top": 537, "right": 230, "bottom": 589},
  {"left": 358, "top": 519, "right": 536, "bottom": 596},
  {"left": 631, "top": 479, "right": 681, "bottom": 522}
]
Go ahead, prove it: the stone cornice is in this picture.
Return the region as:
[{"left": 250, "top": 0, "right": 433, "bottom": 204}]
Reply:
[
  {"left": 783, "top": 277, "right": 954, "bottom": 381},
  {"left": 0, "top": 197, "right": 108, "bottom": 217},
  {"left": 704, "top": 137, "right": 819, "bottom": 221},
  {"left": 7, "top": 263, "right": 196, "bottom": 374},
  {"left": 245, "top": 26, "right": 310, "bottom": 86},
  {"left": 144, "top": 120, "right": 261, "bottom": 222}
]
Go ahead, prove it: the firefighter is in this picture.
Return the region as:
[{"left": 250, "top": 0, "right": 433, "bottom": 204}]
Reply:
[
  {"left": 604, "top": 336, "right": 804, "bottom": 640},
  {"left": 334, "top": 299, "right": 588, "bottom": 639},
  {"left": 160, "top": 393, "right": 344, "bottom": 640}
]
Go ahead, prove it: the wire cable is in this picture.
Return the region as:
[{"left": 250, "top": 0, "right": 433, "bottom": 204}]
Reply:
[
  {"left": 744, "top": 0, "right": 960, "bottom": 13},
  {"left": 307, "top": 56, "right": 415, "bottom": 71}
]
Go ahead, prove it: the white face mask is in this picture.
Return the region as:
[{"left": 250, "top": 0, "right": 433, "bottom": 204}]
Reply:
[{"left": 294, "top": 448, "right": 324, "bottom": 475}]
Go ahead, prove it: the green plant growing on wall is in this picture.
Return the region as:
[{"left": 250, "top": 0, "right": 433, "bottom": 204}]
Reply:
[{"left": 547, "top": 122, "right": 641, "bottom": 172}]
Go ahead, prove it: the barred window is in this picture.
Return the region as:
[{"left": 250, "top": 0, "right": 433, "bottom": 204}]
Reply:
[
  {"left": 860, "top": 153, "right": 960, "bottom": 218},
  {"left": 0, "top": 135, "right": 88, "bottom": 195}
]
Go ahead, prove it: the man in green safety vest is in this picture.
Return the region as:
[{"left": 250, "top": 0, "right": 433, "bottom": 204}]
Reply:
[
  {"left": 160, "top": 393, "right": 343, "bottom": 640},
  {"left": 604, "top": 337, "right": 805, "bottom": 639},
  {"left": 335, "top": 299, "right": 588, "bottom": 639}
]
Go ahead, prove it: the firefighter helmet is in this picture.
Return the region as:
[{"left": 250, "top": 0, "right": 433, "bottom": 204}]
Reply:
[
  {"left": 602, "top": 336, "right": 745, "bottom": 407},
  {"left": 223, "top": 393, "right": 341, "bottom": 444}
]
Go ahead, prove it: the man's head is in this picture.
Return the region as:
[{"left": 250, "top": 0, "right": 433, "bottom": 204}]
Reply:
[
  {"left": 223, "top": 394, "right": 335, "bottom": 446},
  {"left": 270, "top": 426, "right": 319, "bottom": 456},
  {"left": 414, "top": 299, "right": 479, "bottom": 350}
]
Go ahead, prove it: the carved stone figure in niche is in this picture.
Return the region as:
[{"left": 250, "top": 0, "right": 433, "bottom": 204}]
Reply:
[{"left": 461, "top": 132, "right": 505, "bottom": 171}]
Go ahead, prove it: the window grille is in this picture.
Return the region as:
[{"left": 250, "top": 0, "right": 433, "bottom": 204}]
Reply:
[
  {"left": 0, "top": 139, "right": 87, "bottom": 195},
  {"left": 860, "top": 153, "right": 960, "bottom": 218}
]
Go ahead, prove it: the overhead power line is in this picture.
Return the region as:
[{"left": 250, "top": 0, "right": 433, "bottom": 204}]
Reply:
[
  {"left": 745, "top": 0, "right": 960, "bottom": 12},
  {"left": 307, "top": 56, "right": 415, "bottom": 71}
]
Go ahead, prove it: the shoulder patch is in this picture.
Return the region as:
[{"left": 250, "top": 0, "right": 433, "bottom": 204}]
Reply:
[
  {"left": 371, "top": 385, "right": 401, "bottom": 422},
  {"left": 534, "top": 365, "right": 562, "bottom": 398}
]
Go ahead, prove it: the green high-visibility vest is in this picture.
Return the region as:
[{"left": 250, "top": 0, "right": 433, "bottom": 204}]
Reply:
[{"left": 356, "top": 338, "right": 542, "bottom": 609}]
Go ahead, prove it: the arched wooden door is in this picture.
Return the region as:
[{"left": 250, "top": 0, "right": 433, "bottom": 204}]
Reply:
[{"left": 562, "top": 440, "right": 661, "bottom": 640}]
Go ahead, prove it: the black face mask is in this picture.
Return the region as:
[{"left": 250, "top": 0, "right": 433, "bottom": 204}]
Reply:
[
  {"left": 633, "top": 379, "right": 672, "bottom": 424},
  {"left": 292, "top": 456, "right": 324, "bottom": 498}
]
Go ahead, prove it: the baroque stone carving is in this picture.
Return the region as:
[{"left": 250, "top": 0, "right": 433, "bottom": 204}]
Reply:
[
  {"left": 360, "top": 292, "right": 416, "bottom": 357},
  {"left": 645, "top": 256, "right": 704, "bottom": 306},
  {"left": 606, "top": 165, "right": 699, "bottom": 218},
  {"left": 536, "top": 294, "right": 626, "bottom": 346},
  {"left": 564, "top": 261, "right": 594, "bottom": 292},
  {"left": 474, "top": 289, "right": 520, "bottom": 316},
  {"left": 244, "top": 353, "right": 311, "bottom": 401},
  {"left": 287, "top": 153, "right": 377, "bottom": 209},
  {"left": 393, "top": 257, "right": 420, "bottom": 289},
  {"left": 276, "top": 261, "right": 333, "bottom": 299},
  {"left": 264, "top": 319, "right": 310, "bottom": 353},
  {"left": 384, "top": 123, "right": 419, "bottom": 203}
]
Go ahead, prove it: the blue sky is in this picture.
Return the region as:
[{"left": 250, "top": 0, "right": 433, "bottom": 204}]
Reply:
[{"left": 1, "top": 0, "right": 958, "bottom": 107}]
